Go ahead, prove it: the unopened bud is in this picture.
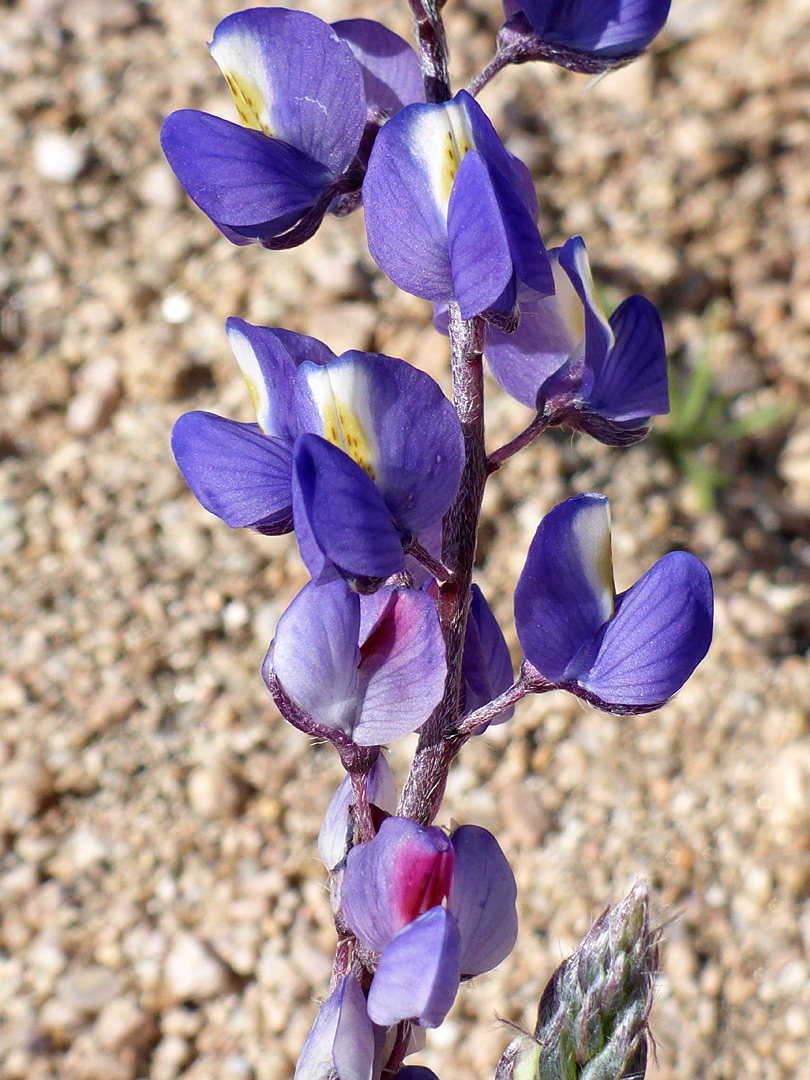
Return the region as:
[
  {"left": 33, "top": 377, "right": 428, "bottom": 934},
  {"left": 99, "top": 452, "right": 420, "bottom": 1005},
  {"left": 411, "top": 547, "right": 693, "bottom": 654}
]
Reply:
[{"left": 496, "top": 882, "right": 658, "bottom": 1080}]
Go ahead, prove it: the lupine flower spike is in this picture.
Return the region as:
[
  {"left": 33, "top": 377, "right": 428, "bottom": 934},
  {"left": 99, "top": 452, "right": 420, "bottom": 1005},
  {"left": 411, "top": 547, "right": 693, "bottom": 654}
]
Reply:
[
  {"left": 161, "top": 0, "right": 713, "bottom": 1075},
  {"left": 514, "top": 493, "right": 713, "bottom": 713}
]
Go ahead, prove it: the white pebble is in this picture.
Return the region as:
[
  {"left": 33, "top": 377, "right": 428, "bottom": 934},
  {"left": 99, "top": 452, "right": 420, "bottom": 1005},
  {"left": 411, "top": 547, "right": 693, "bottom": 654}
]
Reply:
[
  {"left": 34, "top": 132, "right": 85, "bottom": 183},
  {"left": 164, "top": 932, "right": 229, "bottom": 1002},
  {"left": 161, "top": 293, "right": 193, "bottom": 325},
  {"left": 95, "top": 996, "right": 159, "bottom": 1054},
  {"left": 223, "top": 599, "right": 250, "bottom": 631}
]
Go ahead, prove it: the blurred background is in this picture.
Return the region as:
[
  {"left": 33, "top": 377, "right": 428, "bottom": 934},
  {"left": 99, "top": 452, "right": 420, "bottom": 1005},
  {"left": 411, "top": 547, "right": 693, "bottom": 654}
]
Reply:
[{"left": 2, "top": 0, "right": 810, "bottom": 1077}]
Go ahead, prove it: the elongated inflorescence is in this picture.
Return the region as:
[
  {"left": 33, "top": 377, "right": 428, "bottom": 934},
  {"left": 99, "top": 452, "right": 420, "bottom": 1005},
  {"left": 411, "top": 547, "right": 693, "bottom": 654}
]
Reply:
[{"left": 163, "top": 1, "right": 705, "bottom": 1077}]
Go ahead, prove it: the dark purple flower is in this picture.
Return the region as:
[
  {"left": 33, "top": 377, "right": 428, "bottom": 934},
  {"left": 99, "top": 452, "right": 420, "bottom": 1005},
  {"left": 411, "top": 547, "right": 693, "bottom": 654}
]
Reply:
[
  {"left": 171, "top": 320, "right": 464, "bottom": 583},
  {"left": 341, "top": 817, "right": 517, "bottom": 1027},
  {"left": 438, "top": 236, "right": 668, "bottom": 446},
  {"left": 266, "top": 579, "right": 447, "bottom": 746},
  {"left": 497, "top": 0, "right": 671, "bottom": 74},
  {"left": 294, "top": 972, "right": 380, "bottom": 1080},
  {"left": 514, "top": 493, "right": 713, "bottom": 713},
  {"left": 161, "top": 9, "right": 423, "bottom": 248},
  {"left": 363, "top": 90, "right": 552, "bottom": 320}
]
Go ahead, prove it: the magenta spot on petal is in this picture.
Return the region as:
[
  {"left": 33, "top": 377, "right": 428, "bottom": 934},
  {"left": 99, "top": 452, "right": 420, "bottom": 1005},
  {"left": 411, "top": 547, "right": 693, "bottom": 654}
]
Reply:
[
  {"left": 391, "top": 830, "right": 455, "bottom": 929},
  {"left": 358, "top": 594, "right": 399, "bottom": 677}
]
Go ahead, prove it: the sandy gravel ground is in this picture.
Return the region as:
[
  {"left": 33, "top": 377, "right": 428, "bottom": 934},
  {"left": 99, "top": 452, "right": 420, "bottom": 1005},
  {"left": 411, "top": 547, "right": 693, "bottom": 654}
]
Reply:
[{"left": 2, "top": 0, "right": 810, "bottom": 1077}]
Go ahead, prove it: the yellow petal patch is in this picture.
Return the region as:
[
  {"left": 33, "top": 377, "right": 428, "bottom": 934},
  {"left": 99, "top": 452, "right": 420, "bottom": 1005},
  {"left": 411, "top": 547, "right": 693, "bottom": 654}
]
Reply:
[
  {"left": 306, "top": 364, "right": 379, "bottom": 482},
  {"left": 221, "top": 70, "right": 273, "bottom": 136},
  {"left": 210, "top": 32, "right": 276, "bottom": 138}
]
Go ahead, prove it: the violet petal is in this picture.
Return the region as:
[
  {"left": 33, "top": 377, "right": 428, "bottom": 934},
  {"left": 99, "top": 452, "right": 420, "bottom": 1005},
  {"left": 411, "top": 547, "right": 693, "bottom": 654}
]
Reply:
[
  {"left": 566, "top": 550, "right": 713, "bottom": 709},
  {"left": 446, "top": 149, "right": 513, "bottom": 319},
  {"left": 333, "top": 19, "right": 425, "bottom": 118},
  {"left": 292, "top": 434, "right": 406, "bottom": 584},
  {"left": 449, "top": 825, "right": 518, "bottom": 976},
  {"left": 171, "top": 412, "right": 293, "bottom": 533},
  {"left": 160, "top": 111, "right": 331, "bottom": 240},
  {"left": 354, "top": 587, "right": 446, "bottom": 746},
  {"left": 210, "top": 8, "right": 366, "bottom": 175},
  {"left": 342, "top": 817, "right": 454, "bottom": 954},
  {"left": 270, "top": 579, "right": 361, "bottom": 735},
  {"left": 588, "top": 295, "right": 669, "bottom": 422},
  {"left": 295, "top": 352, "right": 463, "bottom": 535},
  {"left": 367, "top": 907, "right": 461, "bottom": 1028},
  {"left": 514, "top": 494, "right": 615, "bottom": 682}
]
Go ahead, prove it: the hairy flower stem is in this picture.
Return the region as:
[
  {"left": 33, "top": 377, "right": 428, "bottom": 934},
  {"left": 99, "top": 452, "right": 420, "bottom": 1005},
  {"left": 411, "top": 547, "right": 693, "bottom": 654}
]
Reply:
[
  {"left": 407, "top": 0, "right": 452, "bottom": 103},
  {"left": 400, "top": 306, "right": 487, "bottom": 824},
  {"left": 488, "top": 414, "right": 552, "bottom": 472},
  {"left": 349, "top": 769, "right": 375, "bottom": 844},
  {"left": 457, "top": 670, "right": 553, "bottom": 737},
  {"left": 467, "top": 51, "right": 512, "bottom": 97}
]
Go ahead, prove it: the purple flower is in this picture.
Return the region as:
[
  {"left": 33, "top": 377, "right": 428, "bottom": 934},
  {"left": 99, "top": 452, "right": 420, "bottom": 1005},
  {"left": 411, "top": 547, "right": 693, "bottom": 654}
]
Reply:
[
  {"left": 266, "top": 579, "right": 447, "bottom": 746},
  {"left": 498, "top": 0, "right": 671, "bottom": 73},
  {"left": 171, "top": 319, "right": 464, "bottom": 584},
  {"left": 514, "top": 493, "right": 713, "bottom": 713},
  {"left": 362, "top": 90, "right": 553, "bottom": 320},
  {"left": 341, "top": 817, "right": 517, "bottom": 1027},
  {"left": 294, "top": 972, "right": 380, "bottom": 1080},
  {"left": 161, "top": 9, "right": 423, "bottom": 248},
  {"left": 438, "top": 236, "right": 668, "bottom": 446}
]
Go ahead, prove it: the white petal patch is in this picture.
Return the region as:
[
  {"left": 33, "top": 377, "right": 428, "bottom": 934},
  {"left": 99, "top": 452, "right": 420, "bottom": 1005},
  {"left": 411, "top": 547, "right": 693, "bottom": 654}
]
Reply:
[
  {"left": 210, "top": 28, "right": 278, "bottom": 138},
  {"left": 410, "top": 100, "right": 476, "bottom": 221},
  {"left": 227, "top": 322, "right": 272, "bottom": 433},
  {"left": 550, "top": 252, "right": 585, "bottom": 355},
  {"left": 569, "top": 238, "right": 615, "bottom": 350},
  {"left": 571, "top": 496, "right": 615, "bottom": 624},
  {"left": 304, "top": 360, "right": 380, "bottom": 481}
]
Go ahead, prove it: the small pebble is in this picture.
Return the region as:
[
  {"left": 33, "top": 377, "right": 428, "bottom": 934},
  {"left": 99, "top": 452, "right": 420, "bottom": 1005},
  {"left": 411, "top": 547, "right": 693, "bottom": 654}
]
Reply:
[
  {"left": 95, "top": 996, "right": 159, "bottom": 1054},
  {"left": 151, "top": 1034, "right": 193, "bottom": 1080},
  {"left": 161, "top": 293, "right": 194, "bottom": 325},
  {"left": 0, "top": 758, "right": 54, "bottom": 831},
  {"left": 187, "top": 764, "right": 248, "bottom": 820},
  {"left": 164, "top": 933, "right": 230, "bottom": 1003},
  {"left": 33, "top": 132, "right": 85, "bottom": 182},
  {"left": 58, "top": 965, "right": 120, "bottom": 1015},
  {"left": 66, "top": 357, "right": 122, "bottom": 436}
]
